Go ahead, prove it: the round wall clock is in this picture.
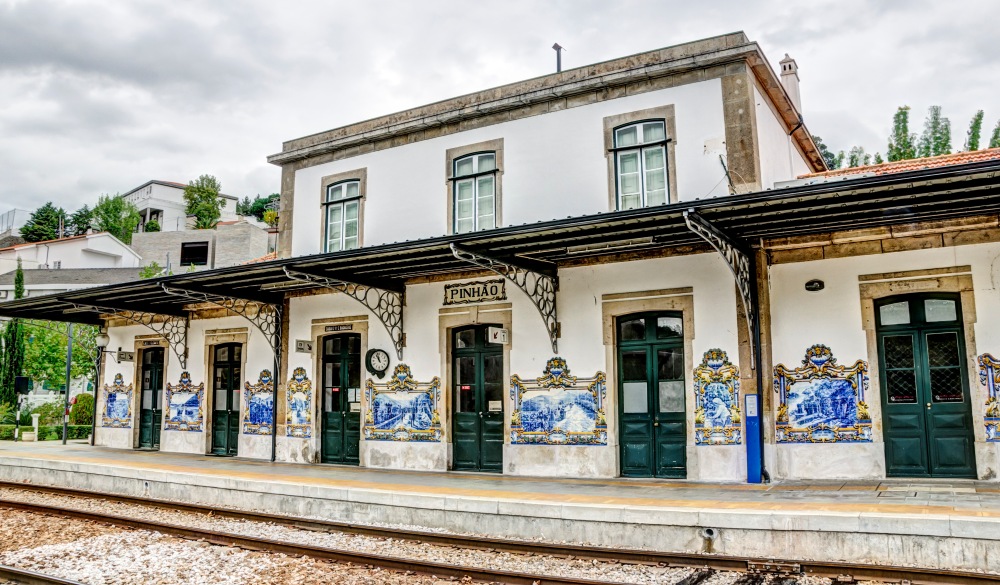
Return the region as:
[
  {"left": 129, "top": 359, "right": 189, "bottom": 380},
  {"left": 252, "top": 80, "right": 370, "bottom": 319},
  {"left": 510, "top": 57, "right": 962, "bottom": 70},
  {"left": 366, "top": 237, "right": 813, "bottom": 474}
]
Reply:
[{"left": 365, "top": 348, "right": 390, "bottom": 379}]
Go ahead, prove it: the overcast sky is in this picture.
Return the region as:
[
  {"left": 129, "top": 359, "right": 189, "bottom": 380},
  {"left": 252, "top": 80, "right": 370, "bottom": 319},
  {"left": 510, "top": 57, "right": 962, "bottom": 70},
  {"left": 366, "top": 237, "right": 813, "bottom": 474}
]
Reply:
[{"left": 2, "top": 0, "right": 998, "bottom": 212}]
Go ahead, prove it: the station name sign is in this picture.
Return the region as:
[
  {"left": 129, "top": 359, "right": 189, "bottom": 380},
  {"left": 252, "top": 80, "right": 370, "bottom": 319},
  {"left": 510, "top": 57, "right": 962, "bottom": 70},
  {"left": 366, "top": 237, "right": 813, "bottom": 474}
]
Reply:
[{"left": 444, "top": 278, "right": 507, "bottom": 305}]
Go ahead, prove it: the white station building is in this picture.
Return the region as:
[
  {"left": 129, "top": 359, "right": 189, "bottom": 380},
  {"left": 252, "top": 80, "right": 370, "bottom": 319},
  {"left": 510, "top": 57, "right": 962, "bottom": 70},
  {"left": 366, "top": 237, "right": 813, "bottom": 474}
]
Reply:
[{"left": 7, "top": 32, "right": 1000, "bottom": 484}]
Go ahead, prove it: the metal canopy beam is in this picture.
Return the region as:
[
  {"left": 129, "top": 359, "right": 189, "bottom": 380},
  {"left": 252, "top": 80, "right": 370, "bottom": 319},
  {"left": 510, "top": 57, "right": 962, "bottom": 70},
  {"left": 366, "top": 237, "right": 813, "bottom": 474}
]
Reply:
[
  {"left": 450, "top": 243, "right": 559, "bottom": 354},
  {"left": 283, "top": 267, "right": 405, "bottom": 360},
  {"left": 161, "top": 284, "right": 282, "bottom": 356},
  {"left": 70, "top": 302, "right": 190, "bottom": 369},
  {"left": 683, "top": 209, "right": 756, "bottom": 369}
]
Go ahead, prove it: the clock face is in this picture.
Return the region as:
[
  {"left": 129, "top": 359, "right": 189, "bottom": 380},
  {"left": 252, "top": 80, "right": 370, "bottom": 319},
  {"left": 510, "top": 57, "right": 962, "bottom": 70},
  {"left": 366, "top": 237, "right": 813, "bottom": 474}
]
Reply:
[{"left": 369, "top": 350, "right": 389, "bottom": 372}]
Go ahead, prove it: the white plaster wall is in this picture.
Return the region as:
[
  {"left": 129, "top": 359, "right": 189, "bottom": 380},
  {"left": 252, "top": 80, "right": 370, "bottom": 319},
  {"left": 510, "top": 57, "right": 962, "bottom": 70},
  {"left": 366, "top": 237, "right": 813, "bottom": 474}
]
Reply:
[
  {"left": 0, "top": 234, "right": 137, "bottom": 271},
  {"left": 95, "top": 324, "right": 146, "bottom": 450},
  {"left": 769, "top": 242, "right": 1000, "bottom": 480},
  {"left": 291, "top": 80, "right": 730, "bottom": 257},
  {"left": 753, "top": 85, "right": 812, "bottom": 191}
]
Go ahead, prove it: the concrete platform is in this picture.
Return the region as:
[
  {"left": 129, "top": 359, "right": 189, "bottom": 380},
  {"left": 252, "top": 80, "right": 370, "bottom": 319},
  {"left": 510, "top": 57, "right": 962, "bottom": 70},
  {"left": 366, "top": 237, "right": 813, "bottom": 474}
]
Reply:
[{"left": 1, "top": 441, "right": 999, "bottom": 573}]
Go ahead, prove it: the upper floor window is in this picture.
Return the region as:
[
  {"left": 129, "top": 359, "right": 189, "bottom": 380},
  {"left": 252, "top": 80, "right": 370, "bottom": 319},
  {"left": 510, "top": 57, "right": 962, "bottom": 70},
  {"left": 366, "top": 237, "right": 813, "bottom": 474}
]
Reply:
[
  {"left": 180, "top": 241, "right": 209, "bottom": 266},
  {"left": 614, "top": 121, "right": 669, "bottom": 210},
  {"left": 324, "top": 180, "right": 361, "bottom": 252},
  {"left": 452, "top": 152, "right": 497, "bottom": 234}
]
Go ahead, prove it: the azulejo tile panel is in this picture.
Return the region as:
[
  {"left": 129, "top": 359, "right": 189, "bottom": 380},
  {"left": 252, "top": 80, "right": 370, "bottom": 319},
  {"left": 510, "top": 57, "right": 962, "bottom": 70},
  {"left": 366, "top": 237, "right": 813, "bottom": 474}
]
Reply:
[
  {"left": 510, "top": 357, "right": 607, "bottom": 445},
  {"left": 101, "top": 373, "right": 133, "bottom": 429},
  {"left": 774, "top": 345, "right": 871, "bottom": 443},
  {"left": 694, "top": 349, "right": 742, "bottom": 445},
  {"left": 364, "top": 364, "right": 442, "bottom": 442},
  {"left": 243, "top": 369, "right": 274, "bottom": 436},
  {"left": 285, "top": 367, "right": 312, "bottom": 439},
  {"left": 978, "top": 354, "right": 1000, "bottom": 442},
  {"left": 164, "top": 371, "right": 204, "bottom": 432}
]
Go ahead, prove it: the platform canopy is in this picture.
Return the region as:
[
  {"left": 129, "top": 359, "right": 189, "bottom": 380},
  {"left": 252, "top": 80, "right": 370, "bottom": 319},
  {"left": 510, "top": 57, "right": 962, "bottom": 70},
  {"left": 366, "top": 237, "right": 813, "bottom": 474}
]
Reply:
[{"left": 2, "top": 158, "right": 999, "bottom": 325}]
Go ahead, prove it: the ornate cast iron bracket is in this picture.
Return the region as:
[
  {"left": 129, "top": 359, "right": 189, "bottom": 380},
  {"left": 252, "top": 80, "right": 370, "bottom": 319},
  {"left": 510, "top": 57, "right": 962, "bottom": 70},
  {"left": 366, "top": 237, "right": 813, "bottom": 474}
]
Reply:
[
  {"left": 70, "top": 303, "right": 189, "bottom": 369},
  {"left": 450, "top": 243, "right": 559, "bottom": 354},
  {"left": 282, "top": 267, "right": 405, "bottom": 360},
  {"left": 161, "top": 285, "right": 282, "bottom": 356},
  {"left": 683, "top": 209, "right": 756, "bottom": 369}
]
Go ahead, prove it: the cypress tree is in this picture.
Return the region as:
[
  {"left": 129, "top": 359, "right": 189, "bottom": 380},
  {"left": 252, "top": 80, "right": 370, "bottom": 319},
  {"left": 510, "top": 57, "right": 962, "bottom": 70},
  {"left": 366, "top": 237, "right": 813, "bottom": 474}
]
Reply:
[
  {"left": 887, "top": 106, "right": 917, "bottom": 162},
  {"left": 0, "top": 259, "right": 26, "bottom": 408},
  {"left": 918, "top": 106, "right": 952, "bottom": 157},
  {"left": 964, "top": 110, "right": 985, "bottom": 151},
  {"left": 990, "top": 120, "right": 1000, "bottom": 149}
]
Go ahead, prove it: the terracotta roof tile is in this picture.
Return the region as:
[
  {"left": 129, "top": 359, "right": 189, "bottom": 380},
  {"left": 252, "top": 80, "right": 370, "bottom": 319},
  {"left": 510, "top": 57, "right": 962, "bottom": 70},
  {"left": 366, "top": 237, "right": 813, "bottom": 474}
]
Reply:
[
  {"left": 800, "top": 148, "right": 1000, "bottom": 179},
  {"left": 241, "top": 251, "right": 277, "bottom": 265}
]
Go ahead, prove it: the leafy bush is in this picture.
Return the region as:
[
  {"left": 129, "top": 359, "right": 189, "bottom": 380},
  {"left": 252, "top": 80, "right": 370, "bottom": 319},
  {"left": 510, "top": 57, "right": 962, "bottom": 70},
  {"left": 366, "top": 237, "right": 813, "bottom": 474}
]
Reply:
[
  {"left": 31, "top": 402, "right": 65, "bottom": 426},
  {"left": 144, "top": 219, "right": 160, "bottom": 232},
  {"left": 70, "top": 393, "right": 94, "bottom": 426},
  {"left": 0, "top": 403, "right": 14, "bottom": 425},
  {"left": 0, "top": 425, "right": 44, "bottom": 440}
]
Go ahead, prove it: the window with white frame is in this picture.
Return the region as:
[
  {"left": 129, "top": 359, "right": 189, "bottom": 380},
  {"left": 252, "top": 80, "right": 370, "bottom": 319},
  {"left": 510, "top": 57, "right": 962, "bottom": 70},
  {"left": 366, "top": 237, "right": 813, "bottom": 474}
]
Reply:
[
  {"left": 452, "top": 152, "right": 497, "bottom": 234},
  {"left": 613, "top": 121, "right": 669, "bottom": 210},
  {"left": 324, "top": 180, "right": 361, "bottom": 252}
]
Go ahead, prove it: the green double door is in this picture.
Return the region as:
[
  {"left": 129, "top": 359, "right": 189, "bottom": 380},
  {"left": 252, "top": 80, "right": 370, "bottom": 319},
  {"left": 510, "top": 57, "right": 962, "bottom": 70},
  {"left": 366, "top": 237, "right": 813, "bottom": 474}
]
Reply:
[
  {"left": 321, "top": 334, "right": 361, "bottom": 465},
  {"left": 452, "top": 325, "right": 504, "bottom": 472},
  {"left": 617, "top": 312, "right": 686, "bottom": 478},
  {"left": 878, "top": 294, "right": 977, "bottom": 478},
  {"left": 211, "top": 343, "right": 241, "bottom": 456},
  {"left": 138, "top": 348, "right": 164, "bottom": 450}
]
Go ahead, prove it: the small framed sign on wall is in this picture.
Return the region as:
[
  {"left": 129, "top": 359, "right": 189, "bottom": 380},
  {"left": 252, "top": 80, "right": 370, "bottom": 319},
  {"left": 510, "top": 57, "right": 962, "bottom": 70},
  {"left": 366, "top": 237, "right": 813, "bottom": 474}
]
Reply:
[{"left": 444, "top": 278, "right": 506, "bottom": 305}]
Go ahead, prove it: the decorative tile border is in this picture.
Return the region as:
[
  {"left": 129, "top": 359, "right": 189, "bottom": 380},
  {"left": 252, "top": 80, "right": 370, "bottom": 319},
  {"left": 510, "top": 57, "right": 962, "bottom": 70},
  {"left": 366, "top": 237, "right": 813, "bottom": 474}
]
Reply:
[
  {"left": 164, "top": 371, "right": 204, "bottom": 432},
  {"left": 774, "top": 345, "right": 871, "bottom": 443},
  {"left": 979, "top": 354, "right": 1000, "bottom": 442},
  {"left": 694, "top": 349, "right": 741, "bottom": 445},
  {"left": 510, "top": 357, "right": 607, "bottom": 446},
  {"left": 364, "top": 364, "right": 442, "bottom": 442},
  {"left": 285, "top": 367, "right": 312, "bottom": 439},
  {"left": 101, "top": 373, "right": 133, "bottom": 429},
  {"left": 243, "top": 369, "right": 274, "bottom": 436}
]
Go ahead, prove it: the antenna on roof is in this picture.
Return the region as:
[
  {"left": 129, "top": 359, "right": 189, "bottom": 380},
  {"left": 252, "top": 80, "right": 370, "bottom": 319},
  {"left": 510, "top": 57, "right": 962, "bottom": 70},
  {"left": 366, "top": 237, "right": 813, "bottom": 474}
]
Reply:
[{"left": 552, "top": 43, "right": 564, "bottom": 73}]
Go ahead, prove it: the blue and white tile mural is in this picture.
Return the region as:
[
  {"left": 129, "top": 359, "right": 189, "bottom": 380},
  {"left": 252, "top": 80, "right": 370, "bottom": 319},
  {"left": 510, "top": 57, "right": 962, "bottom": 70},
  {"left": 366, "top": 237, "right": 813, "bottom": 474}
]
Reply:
[
  {"left": 285, "top": 367, "right": 312, "bottom": 439},
  {"left": 364, "top": 364, "right": 442, "bottom": 442},
  {"left": 774, "top": 345, "right": 871, "bottom": 443},
  {"left": 694, "top": 349, "right": 741, "bottom": 445},
  {"left": 243, "top": 369, "right": 274, "bottom": 436},
  {"left": 164, "top": 371, "right": 204, "bottom": 432},
  {"left": 510, "top": 357, "right": 607, "bottom": 445},
  {"left": 978, "top": 354, "right": 1000, "bottom": 441},
  {"left": 101, "top": 373, "right": 133, "bottom": 428}
]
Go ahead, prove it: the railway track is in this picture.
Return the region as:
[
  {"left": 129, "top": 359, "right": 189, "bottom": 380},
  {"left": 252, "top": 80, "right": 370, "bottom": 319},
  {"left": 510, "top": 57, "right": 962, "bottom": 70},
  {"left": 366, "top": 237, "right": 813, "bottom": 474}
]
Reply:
[
  {"left": 0, "top": 563, "right": 85, "bottom": 585},
  {"left": 1, "top": 480, "right": 998, "bottom": 584}
]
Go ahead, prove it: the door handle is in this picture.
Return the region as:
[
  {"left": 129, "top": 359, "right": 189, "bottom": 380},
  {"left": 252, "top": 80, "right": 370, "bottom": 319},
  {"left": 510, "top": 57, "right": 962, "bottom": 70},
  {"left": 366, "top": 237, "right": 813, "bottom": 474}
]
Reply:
[
  {"left": 479, "top": 412, "right": 483, "bottom": 417},
  {"left": 653, "top": 421, "right": 659, "bottom": 427},
  {"left": 926, "top": 403, "right": 932, "bottom": 410}
]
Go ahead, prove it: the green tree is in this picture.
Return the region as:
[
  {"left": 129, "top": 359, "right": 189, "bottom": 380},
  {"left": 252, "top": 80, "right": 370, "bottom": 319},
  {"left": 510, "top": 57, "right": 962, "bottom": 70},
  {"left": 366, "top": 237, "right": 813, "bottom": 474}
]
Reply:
[
  {"left": 92, "top": 194, "right": 141, "bottom": 244},
  {"left": 873, "top": 152, "right": 884, "bottom": 164},
  {"left": 917, "top": 106, "right": 951, "bottom": 157},
  {"left": 887, "top": 106, "right": 917, "bottom": 162},
  {"left": 832, "top": 150, "right": 846, "bottom": 170},
  {"left": 964, "top": 110, "right": 985, "bottom": 151},
  {"left": 139, "top": 261, "right": 168, "bottom": 279},
  {"left": 0, "top": 260, "right": 26, "bottom": 408},
  {"left": 236, "top": 196, "right": 253, "bottom": 216},
  {"left": 249, "top": 194, "right": 279, "bottom": 221},
  {"left": 811, "top": 135, "right": 838, "bottom": 170},
  {"left": 70, "top": 392, "right": 94, "bottom": 425},
  {"left": 68, "top": 205, "right": 93, "bottom": 236},
  {"left": 184, "top": 175, "right": 224, "bottom": 229},
  {"left": 22, "top": 323, "right": 96, "bottom": 389},
  {"left": 847, "top": 146, "right": 871, "bottom": 168},
  {"left": 989, "top": 120, "right": 1000, "bottom": 149},
  {"left": 20, "top": 202, "right": 67, "bottom": 242},
  {"left": 144, "top": 220, "right": 161, "bottom": 232}
]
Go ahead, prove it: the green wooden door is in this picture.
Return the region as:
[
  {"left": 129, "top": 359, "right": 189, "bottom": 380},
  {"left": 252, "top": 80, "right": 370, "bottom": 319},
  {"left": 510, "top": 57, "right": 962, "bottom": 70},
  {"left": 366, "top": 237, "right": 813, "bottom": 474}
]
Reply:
[
  {"left": 452, "top": 326, "right": 504, "bottom": 473},
  {"left": 321, "top": 334, "right": 361, "bottom": 465},
  {"left": 877, "top": 295, "right": 977, "bottom": 478},
  {"left": 211, "top": 343, "right": 242, "bottom": 456},
  {"left": 138, "top": 348, "right": 164, "bottom": 450},
  {"left": 617, "top": 313, "right": 686, "bottom": 478}
]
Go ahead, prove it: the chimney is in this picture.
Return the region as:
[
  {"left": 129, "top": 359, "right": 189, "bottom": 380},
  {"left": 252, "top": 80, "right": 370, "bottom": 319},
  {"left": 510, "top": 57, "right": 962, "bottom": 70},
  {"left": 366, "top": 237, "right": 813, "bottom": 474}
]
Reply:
[{"left": 779, "top": 54, "right": 801, "bottom": 113}]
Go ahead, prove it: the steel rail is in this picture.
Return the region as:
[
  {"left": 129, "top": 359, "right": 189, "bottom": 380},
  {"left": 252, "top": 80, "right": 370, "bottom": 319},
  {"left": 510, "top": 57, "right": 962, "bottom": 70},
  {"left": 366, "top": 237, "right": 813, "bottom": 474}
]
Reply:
[
  {"left": 0, "top": 498, "right": 630, "bottom": 585},
  {"left": 2, "top": 481, "right": 999, "bottom": 584},
  {"left": 0, "top": 564, "right": 86, "bottom": 585}
]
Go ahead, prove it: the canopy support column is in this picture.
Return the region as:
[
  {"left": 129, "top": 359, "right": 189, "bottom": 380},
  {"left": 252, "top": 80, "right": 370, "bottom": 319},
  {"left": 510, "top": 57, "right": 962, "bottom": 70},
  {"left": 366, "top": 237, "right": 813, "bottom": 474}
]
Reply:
[
  {"left": 282, "top": 267, "right": 404, "bottom": 360},
  {"left": 450, "top": 243, "right": 559, "bottom": 354},
  {"left": 160, "top": 284, "right": 283, "bottom": 462},
  {"left": 683, "top": 209, "right": 766, "bottom": 484}
]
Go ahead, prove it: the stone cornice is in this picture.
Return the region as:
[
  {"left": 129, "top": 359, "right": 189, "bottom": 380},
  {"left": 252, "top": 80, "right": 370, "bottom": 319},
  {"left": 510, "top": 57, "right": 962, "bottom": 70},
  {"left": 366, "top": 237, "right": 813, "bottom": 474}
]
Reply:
[{"left": 267, "top": 32, "right": 825, "bottom": 173}]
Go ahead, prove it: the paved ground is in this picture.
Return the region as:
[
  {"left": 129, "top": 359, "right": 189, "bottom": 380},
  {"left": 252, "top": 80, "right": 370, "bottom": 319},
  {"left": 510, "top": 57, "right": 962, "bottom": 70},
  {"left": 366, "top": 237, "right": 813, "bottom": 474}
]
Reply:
[{"left": 2, "top": 440, "right": 999, "bottom": 517}]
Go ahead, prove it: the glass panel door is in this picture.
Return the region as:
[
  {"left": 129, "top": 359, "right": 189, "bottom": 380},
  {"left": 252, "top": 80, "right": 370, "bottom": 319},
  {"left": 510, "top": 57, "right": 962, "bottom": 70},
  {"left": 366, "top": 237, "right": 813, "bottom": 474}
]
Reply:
[
  {"left": 321, "top": 334, "right": 361, "bottom": 465},
  {"left": 139, "top": 348, "right": 164, "bottom": 450},
  {"left": 451, "top": 325, "right": 504, "bottom": 472},
  {"left": 211, "top": 343, "right": 241, "bottom": 456}
]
